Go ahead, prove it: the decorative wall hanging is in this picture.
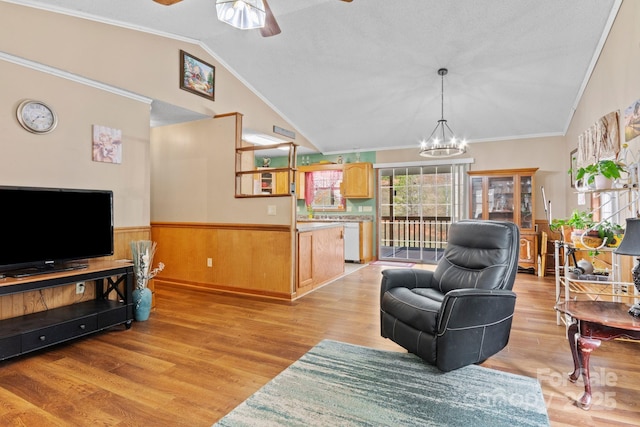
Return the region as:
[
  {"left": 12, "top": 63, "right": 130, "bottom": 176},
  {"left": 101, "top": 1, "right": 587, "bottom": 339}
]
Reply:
[
  {"left": 576, "top": 110, "right": 620, "bottom": 168},
  {"left": 92, "top": 125, "right": 122, "bottom": 164},
  {"left": 624, "top": 98, "right": 640, "bottom": 142},
  {"left": 180, "top": 50, "right": 215, "bottom": 101}
]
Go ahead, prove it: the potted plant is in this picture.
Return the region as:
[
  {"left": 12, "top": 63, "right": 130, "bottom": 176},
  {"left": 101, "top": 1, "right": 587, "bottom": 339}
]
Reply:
[
  {"left": 550, "top": 209, "right": 595, "bottom": 232},
  {"left": 550, "top": 209, "right": 598, "bottom": 245},
  {"left": 596, "top": 220, "right": 625, "bottom": 247},
  {"left": 574, "top": 159, "right": 626, "bottom": 190}
]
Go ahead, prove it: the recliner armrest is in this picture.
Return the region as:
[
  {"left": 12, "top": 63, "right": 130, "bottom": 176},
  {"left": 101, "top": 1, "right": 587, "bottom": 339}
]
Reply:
[
  {"left": 380, "top": 269, "right": 435, "bottom": 304},
  {"left": 437, "top": 288, "right": 517, "bottom": 335}
]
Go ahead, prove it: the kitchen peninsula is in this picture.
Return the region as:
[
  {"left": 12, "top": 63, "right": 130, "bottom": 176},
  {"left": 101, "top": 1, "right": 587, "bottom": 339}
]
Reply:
[
  {"left": 298, "top": 216, "right": 373, "bottom": 264},
  {"left": 296, "top": 222, "right": 345, "bottom": 296}
]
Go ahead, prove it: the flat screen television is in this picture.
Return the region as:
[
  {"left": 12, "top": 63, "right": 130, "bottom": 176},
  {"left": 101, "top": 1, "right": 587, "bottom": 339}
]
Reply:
[{"left": 0, "top": 186, "right": 114, "bottom": 278}]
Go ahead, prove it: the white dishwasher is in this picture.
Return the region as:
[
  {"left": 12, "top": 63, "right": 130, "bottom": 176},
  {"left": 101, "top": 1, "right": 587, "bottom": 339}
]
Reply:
[{"left": 343, "top": 222, "right": 361, "bottom": 262}]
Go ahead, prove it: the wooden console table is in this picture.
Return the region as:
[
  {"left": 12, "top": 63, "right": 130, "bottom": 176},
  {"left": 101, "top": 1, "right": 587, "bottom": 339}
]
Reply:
[
  {"left": 555, "top": 300, "right": 640, "bottom": 410},
  {"left": 0, "top": 260, "right": 134, "bottom": 361}
]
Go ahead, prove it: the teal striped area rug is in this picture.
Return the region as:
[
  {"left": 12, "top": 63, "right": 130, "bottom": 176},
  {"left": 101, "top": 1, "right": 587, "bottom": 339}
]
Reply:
[{"left": 214, "top": 340, "right": 550, "bottom": 427}]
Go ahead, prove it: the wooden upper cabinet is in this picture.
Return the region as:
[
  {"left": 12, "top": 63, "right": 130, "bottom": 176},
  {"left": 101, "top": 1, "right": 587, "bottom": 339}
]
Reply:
[
  {"left": 296, "top": 170, "right": 305, "bottom": 200},
  {"left": 274, "top": 171, "right": 290, "bottom": 195},
  {"left": 342, "top": 162, "right": 374, "bottom": 198},
  {"left": 297, "top": 162, "right": 374, "bottom": 202}
]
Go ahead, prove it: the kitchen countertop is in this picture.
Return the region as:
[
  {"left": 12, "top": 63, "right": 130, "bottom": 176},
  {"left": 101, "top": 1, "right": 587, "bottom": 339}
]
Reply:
[{"left": 297, "top": 216, "right": 373, "bottom": 223}]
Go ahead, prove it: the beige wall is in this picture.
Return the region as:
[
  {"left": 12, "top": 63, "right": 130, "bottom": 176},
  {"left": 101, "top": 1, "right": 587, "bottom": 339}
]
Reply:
[
  {"left": 0, "top": 60, "right": 150, "bottom": 227},
  {"left": 150, "top": 115, "right": 294, "bottom": 225},
  {"left": 0, "top": 2, "right": 309, "bottom": 228},
  {"left": 563, "top": 0, "right": 640, "bottom": 218},
  {"left": 0, "top": 2, "right": 312, "bottom": 151},
  {"left": 2, "top": 1, "right": 639, "bottom": 227}
]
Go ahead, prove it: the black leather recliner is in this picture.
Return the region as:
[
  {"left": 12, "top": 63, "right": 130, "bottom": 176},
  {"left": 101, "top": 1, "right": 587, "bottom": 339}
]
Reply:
[{"left": 380, "top": 220, "right": 520, "bottom": 372}]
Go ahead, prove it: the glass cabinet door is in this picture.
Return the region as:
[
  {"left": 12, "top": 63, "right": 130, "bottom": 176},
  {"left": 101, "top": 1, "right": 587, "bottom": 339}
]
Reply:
[
  {"left": 487, "top": 176, "right": 514, "bottom": 222},
  {"left": 471, "top": 177, "right": 484, "bottom": 219},
  {"left": 519, "top": 174, "right": 534, "bottom": 229}
]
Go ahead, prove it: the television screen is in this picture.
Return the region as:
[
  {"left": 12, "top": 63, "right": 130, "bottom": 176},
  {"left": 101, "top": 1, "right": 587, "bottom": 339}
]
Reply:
[{"left": 0, "top": 186, "right": 113, "bottom": 276}]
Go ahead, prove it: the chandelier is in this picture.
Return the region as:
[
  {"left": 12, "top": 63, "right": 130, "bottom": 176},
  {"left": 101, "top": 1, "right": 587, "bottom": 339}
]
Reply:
[{"left": 419, "top": 68, "right": 467, "bottom": 157}]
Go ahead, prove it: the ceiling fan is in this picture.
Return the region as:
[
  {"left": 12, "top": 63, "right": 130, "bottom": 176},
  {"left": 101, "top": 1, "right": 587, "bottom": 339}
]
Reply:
[{"left": 152, "top": 0, "right": 352, "bottom": 37}]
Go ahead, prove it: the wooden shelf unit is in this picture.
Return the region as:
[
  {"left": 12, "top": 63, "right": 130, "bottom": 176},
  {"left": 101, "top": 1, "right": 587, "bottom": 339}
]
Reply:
[{"left": 235, "top": 142, "right": 297, "bottom": 198}]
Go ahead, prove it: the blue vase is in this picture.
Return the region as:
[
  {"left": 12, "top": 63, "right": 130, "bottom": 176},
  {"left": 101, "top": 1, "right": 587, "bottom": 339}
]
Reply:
[{"left": 132, "top": 287, "right": 152, "bottom": 321}]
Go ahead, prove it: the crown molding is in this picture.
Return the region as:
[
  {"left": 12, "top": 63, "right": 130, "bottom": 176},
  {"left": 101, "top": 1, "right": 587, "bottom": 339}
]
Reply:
[
  {"left": 0, "top": 50, "right": 152, "bottom": 104},
  {"left": 1, "top": 0, "right": 310, "bottom": 144}
]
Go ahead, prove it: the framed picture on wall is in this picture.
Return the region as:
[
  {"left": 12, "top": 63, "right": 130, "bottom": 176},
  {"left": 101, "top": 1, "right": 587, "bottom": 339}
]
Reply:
[
  {"left": 179, "top": 50, "right": 215, "bottom": 101},
  {"left": 569, "top": 148, "right": 578, "bottom": 188},
  {"left": 92, "top": 125, "right": 122, "bottom": 164}
]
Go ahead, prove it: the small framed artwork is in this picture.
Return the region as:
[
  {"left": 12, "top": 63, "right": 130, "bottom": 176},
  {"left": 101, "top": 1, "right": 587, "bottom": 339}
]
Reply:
[
  {"left": 569, "top": 148, "right": 578, "bottom": 188},
  {"left": 180, "top": 50, "right": 215, "bottom": 101},
  {"left": 624, "top": 98, "right": 640, "bottom": 142},
  {"left": 92, "top": 125, "right": 122, "bottom": 164}
]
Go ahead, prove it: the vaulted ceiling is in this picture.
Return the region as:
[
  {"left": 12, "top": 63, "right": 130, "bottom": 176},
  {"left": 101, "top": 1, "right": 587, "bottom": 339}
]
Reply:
[{"left": 9, "top": 0, "right": 621, "bottom": 154}]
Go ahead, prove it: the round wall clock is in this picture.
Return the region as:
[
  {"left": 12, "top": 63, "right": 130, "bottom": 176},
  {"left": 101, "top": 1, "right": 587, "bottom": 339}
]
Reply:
[{"left": 16, "top": 100, "right": 58, "bottom": 134}]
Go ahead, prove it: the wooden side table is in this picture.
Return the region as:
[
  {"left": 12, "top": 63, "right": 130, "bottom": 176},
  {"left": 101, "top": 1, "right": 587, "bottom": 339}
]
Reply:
[{"left": 555, "top": 301, "right": 640, "bottom": 409}]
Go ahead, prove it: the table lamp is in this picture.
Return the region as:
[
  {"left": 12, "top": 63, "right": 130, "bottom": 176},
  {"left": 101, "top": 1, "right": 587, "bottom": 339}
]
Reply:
[{"left": 614, "top": 218, "right": 640, "bottom": 316}]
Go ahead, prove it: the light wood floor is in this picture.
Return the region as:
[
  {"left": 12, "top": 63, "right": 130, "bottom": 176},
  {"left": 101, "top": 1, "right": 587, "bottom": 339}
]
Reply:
[{"left": 0, "top": 265, "right": 638, "bottom": 426}]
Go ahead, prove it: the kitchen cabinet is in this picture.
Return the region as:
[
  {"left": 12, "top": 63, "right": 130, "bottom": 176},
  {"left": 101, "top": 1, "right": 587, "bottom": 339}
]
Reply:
[
  {"left": 296, "top": 170, "right": 305, "bottom": 200},
  {"left": 297, "top": 231, "right": 314, "bottom": 289},
  {"left": 297, "top": 162, "right": 374, "bottom": 204},
  {"left": 342, "top": 163, "right": 374, "bottom": 198},
  {"left": 257, "top": 169, "right": 289, "bottom": 195},
  {"left": 297, "top": 223, "right": 344, "bottom": 296},
  {"left": 468, "top": 168, "right": 539, "bottom": 273}
]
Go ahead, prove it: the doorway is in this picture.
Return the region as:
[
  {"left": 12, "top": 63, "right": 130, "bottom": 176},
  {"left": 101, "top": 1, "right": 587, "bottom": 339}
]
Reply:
[{"left": 378, "top": 163, "right": 468, "bottom": 264}]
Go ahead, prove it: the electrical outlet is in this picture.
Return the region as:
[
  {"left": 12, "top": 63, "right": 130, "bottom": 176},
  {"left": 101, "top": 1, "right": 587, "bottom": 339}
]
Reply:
[
  {"left": 207, "top": 258, "right": 213, "bottom": 268},
  {"left": 267, "top": 205, "right": 277, "bottom": 216},
  {"left": 75, "top": 282, "right": 85, "bottom": 294}
]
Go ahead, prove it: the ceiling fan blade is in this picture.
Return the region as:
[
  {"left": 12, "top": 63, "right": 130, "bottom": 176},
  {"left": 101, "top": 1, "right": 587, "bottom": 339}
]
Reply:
[
  {"left": 260, "top": 0, "right": 281, "bottom": 37},
  {"left": 152, "top": 0, "right": 183, "bottom": 5},
  {"left": 341, "top": 0, "right": 353, "bottom": 2}
]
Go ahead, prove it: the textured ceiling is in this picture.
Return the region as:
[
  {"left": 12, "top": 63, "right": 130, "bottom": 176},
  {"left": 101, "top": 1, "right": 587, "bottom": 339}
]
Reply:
[{"left": 7, "top": 0, "right": 621, "bottom": 154}]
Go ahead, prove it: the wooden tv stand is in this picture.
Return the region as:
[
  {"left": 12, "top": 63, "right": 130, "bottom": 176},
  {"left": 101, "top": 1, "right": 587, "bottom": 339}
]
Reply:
[{"left": 0, "top": 260, "right": 134, "bottom": 361}]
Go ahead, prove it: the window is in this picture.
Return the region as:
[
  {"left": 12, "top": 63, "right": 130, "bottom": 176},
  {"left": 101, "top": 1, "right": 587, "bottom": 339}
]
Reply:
[{"left": 303, "top": 168, "right": 345, "bottom": 211}]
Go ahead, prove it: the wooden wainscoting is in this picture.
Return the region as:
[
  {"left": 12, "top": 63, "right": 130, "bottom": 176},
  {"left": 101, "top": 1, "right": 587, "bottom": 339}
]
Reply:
[
  {"left": 151, "top": 222, "right": 295, "bottom": 299},
  {"left": 0, "top": 226, "right": 150, "bottom": 320},
  {"left": 105, "top": 226, "right": 154, "bottom": 261}
]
